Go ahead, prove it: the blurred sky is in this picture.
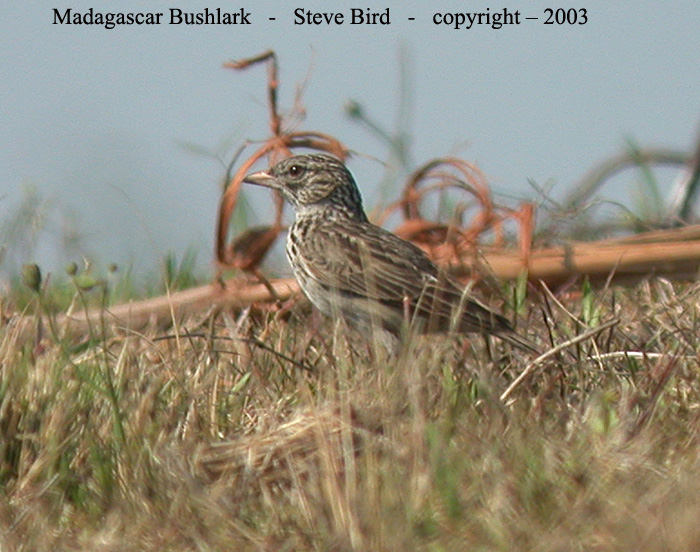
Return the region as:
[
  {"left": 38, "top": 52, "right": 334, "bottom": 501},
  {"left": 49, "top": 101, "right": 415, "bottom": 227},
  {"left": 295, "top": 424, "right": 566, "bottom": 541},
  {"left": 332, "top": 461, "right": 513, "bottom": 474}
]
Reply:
[{"left": 2, "top": 0, "right": 700, "bottom": 281}]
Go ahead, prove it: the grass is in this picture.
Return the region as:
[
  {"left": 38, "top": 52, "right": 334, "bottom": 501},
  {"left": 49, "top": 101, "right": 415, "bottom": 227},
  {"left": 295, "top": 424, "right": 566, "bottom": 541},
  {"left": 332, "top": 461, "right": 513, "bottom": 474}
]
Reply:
[
  {"left": 2, "top": 272, "right": 700, "bottom": 551},
  {"left": 4, "top": 52, "right": 696, "bottom": 549}
]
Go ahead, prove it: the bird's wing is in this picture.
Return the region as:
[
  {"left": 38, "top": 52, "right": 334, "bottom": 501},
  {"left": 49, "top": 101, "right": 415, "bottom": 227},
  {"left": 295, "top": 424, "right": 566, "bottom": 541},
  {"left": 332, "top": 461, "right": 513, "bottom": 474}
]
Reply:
[
  {"left": 301, "top": 220, "right": 437, "bottom": 300},
  {"left": 300, "top": 220, "right": 511, "bottom": 334}
]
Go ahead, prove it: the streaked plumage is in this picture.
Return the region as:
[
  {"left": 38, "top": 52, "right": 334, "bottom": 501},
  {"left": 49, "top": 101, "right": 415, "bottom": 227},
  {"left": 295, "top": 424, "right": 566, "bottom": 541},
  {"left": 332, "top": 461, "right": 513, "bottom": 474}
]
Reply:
[{"left": 244, "top": 153, "right": 538, "bottom": 354}]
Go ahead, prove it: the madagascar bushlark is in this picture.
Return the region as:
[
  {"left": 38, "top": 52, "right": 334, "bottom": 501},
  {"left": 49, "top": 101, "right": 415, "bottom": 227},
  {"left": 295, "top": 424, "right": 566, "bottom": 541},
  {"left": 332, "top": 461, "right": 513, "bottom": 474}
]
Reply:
[{"left": 244, "top": 153, "right": 538, "bottom": 353}]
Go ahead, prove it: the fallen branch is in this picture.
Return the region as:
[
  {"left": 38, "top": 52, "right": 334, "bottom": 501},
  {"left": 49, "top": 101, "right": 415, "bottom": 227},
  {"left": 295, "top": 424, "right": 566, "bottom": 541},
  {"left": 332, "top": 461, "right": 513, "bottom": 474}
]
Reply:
[
  {"left": 12, "top": 224, "right": 700, "bottom": 335},
  {"left": 40, "top": 278, "right": 298, "bottom": 333},
  {"left": 451, "top": 224, "right": 700, "bottom": 285}
]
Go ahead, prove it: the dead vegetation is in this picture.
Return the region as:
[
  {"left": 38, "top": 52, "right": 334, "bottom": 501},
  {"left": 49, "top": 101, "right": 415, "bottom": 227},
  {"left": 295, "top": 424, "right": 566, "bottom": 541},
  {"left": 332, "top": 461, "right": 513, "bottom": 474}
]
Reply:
[
  {"left": 3, "top": 50, "right": 700, "bottom": 550},
  {"left": 24, "top": 49, "right": 699, "bottom": 335},
  {"left": 3, "top": 276, "right": 700, "bottom": 550}
]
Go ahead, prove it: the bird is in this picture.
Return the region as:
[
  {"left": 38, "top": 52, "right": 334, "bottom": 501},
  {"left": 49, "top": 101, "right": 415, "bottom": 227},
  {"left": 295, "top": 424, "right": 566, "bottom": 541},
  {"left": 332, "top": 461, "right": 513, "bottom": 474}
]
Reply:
[{"left": 243, "top": 153, "right": 538, "bottom": 354}]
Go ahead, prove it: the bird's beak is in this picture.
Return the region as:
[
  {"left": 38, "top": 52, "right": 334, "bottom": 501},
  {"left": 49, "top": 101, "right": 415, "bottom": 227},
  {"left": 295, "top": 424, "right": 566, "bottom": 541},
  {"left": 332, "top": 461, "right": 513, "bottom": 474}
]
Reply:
[{"left": 243, "top": 169, "right": 276, "bottom": 188}]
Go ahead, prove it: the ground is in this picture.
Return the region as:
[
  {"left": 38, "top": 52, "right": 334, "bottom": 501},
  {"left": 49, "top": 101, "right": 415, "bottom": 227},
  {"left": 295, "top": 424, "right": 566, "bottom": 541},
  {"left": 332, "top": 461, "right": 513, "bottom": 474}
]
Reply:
[{"left": 2, "top": 277, "right": 700, "bottom": 551}]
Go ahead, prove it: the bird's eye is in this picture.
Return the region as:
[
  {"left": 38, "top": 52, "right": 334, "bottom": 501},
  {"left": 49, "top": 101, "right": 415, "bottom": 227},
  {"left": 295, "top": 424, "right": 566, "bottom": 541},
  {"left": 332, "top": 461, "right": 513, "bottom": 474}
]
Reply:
[{"left": 288, "top": 164, "right": 304, "bottom": 178}]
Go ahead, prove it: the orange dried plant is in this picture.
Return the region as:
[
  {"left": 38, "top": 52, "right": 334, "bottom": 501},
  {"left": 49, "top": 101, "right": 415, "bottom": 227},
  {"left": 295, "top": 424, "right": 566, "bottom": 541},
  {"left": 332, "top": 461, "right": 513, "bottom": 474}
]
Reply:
[
  {"left": 377, "top": 157, "right": 536, "bottom": 270},
  {"left": 217, "top": 52, "right": 536, "bottom": 281},
  {"left": 216, "top": 50, "right": 349, "bottom": 272}
]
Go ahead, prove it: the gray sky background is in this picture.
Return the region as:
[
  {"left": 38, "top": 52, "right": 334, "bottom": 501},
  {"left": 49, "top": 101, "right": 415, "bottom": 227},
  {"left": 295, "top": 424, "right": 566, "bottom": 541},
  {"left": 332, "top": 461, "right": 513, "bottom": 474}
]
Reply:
[{"left": 2, "top": 1, "right": 700, "bottom": 282}]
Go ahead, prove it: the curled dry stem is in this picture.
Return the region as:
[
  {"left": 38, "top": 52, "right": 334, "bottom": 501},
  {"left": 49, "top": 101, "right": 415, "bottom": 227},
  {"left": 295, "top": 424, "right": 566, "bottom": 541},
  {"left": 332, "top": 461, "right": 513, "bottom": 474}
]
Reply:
[
  {"left": 217, "top": 51, "right": 349, "bottom": 271},
  {"left": 377, "top": 157, "right": 535, "bottom": 270}
]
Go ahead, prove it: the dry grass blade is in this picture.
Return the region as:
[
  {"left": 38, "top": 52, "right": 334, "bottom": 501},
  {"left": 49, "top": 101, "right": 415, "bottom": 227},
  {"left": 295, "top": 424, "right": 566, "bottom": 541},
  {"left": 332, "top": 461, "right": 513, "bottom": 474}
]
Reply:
[
  {"left": 153, "top": 331, "right": 315, "bottom": 373},
  {"left": 194, "top": 407, "right": 372, "bottom": 485},
  {"left": 627, "top": 352, "right": 683, "bottom": 438},
  {"left": 562, "top": 147, "right": 689, "bottom": 211},
  {"left": 500, "top": 317, "right": 620, "bottom": 402},
  {"left": 5, "top": 268, "right": 700, "bottom": 549}
]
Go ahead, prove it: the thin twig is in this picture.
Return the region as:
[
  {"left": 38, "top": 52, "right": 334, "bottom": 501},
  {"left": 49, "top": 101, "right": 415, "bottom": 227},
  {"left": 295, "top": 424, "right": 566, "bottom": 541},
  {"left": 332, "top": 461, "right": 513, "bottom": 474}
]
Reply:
[
  {"left": 627, "top": 352, "right": 683, "bottom": 439},
  {"left": 586, "top": 350, "right": 696, "bottom": 361},
  {"left": 153, "top": 332, "right": 315, "bottom": 373},
  {"left": 500, "top": 317, "right": 620, "bottom": 402}
]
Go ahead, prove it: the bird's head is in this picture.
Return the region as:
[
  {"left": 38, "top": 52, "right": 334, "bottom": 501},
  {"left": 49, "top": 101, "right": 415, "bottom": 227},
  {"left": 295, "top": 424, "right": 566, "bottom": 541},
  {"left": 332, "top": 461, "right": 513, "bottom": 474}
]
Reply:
[{"left": 243, "top": 154, "right": 367, "bottom": 220}]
